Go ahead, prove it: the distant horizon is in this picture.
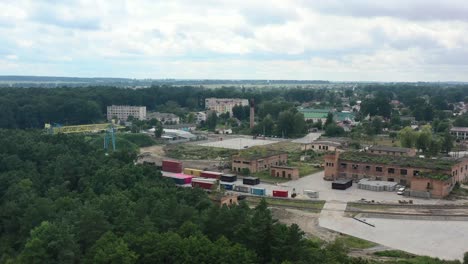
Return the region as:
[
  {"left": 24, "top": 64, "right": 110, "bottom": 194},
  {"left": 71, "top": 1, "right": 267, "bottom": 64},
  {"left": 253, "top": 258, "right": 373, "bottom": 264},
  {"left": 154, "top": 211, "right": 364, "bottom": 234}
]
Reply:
[{"left": 0, "top": 75, "right": 467, "bottom": 84}]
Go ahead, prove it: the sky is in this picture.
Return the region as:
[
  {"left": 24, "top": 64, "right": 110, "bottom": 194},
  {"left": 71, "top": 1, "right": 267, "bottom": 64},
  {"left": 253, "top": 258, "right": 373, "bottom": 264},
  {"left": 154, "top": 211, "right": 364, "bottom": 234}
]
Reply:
[{"left": 1, "top": 0, "right": 468, "bottom": 81}]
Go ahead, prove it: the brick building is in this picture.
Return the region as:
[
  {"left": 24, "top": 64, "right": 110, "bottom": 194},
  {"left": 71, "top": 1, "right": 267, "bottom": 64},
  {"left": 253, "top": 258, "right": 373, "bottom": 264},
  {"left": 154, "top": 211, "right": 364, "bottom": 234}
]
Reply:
[
  {"left": 270, "top": 166, "right": 300, "bottom": 180},
  {"left": 107, "top": 105, "right": 146, "bottom": 121},
  {"left": 324, "top": 151, "right": 468, "bottom": 198},
  {"left": 364, "top": 145, "right": 416, "bottom": 157},
  {"left": 232, "top": 152, "right": 288, "bottom": 174},
  {"left": 303, "top": 140, "right": 343, "bottom": 152}
]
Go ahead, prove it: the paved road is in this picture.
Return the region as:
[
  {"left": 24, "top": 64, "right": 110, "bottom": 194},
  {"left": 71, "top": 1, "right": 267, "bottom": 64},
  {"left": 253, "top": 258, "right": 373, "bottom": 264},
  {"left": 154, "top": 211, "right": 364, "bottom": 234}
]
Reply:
[
  {"left": 319, "top": 200, "right": 468, "bottom": 261},
  {"left": 292, "top": 132, "right": 322, "bottom": 144}
]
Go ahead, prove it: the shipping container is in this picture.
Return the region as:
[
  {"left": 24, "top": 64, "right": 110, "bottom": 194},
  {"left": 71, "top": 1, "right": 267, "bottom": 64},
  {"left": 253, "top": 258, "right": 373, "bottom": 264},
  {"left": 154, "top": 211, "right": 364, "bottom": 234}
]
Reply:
[
  {"left": 183, "top": 168, "right": 203, "bottom": 177},
  {"left": 162, "top": 173, "right": 193, "bottom": 185},
  {"left": 273, "top": 190, "right": 288, "bottom": 198},
  {"left": 192, "top": 178, "right": 217, "bottom": 190},
  {"left": 220, "top": 173, "right": 237, "bottom": 182},
  {"left": 220, "top": 183, "right": 235, "bottom": 190},
  {"left": 250, "top": 187, "right": 266, "bottom": 196},
  {"left": 162, "top": 160, "right": 183, "bottom": 173},
  {"left": 243, "top": 177, "right": 260, "bottom": 185},
  {"left": 332, "top": 179, "right": 353, "bottom": 190},
  {"left": 234, "top": 185, "right": 251, "bottom": 193},
  {"left": 201, "top": 171, "right": 223, "bottom": 179}
]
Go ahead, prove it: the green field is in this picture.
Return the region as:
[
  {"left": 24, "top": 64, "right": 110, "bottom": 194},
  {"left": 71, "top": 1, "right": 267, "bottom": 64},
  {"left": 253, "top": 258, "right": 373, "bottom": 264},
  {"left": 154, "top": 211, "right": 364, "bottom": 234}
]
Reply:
[{"left": 335, "top": 235, "right": 377, "bottom": 249}]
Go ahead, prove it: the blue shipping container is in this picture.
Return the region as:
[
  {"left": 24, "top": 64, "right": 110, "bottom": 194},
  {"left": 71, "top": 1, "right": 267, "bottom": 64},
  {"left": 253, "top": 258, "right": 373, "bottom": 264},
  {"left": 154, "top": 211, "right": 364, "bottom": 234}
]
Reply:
[
  {"left": 221, "top": 183, "right": 235, "bottom": 190},
  {"left": 250, "top": 187, "right": 266, "bottom": 196}
]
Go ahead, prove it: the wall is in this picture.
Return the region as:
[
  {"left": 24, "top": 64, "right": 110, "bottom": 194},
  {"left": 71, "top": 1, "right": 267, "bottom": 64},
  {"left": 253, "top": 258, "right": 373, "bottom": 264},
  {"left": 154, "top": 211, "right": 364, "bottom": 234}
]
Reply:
[
  {"left": 270, "top": 166, "right": 299, "bottom": 180},
  {"left": 411, "top": 177, "right": 453, "bottom": 198},
  {"left": 232, "top": 154, "right": 288, "bottom": 173}
]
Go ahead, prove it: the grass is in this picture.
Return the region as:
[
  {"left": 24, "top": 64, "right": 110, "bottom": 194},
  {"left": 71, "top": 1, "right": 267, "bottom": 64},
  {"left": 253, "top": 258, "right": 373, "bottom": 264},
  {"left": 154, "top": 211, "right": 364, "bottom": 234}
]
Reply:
[
  {"left": 290, "top": 161, "right": 322, "bottom": 176},
  {"left": 246, "top": 196, "right": 325, "bottom": 211},
  {"left": 373, "top": 250, "right": 414, "bottom": 258},
  {"left": 335, "top": 235, "right": 377, "bottom": 249},
  {"left": 164, "top": 144, "right": 238, "bottom": 160}
]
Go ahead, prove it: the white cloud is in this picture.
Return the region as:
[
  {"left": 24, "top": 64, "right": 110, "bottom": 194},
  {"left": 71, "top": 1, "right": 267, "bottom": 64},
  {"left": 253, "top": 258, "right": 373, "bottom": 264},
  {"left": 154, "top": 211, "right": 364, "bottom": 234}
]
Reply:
[{"left": 0, "top": 0, "right": 467, "bottom": 81}]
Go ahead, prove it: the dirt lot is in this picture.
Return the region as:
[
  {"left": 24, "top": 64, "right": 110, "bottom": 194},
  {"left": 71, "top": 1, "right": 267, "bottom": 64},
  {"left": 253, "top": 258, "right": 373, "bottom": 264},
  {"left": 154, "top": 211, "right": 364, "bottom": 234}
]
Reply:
[{"left": 271, "top": 208, "right": 338, "bottom": 242}]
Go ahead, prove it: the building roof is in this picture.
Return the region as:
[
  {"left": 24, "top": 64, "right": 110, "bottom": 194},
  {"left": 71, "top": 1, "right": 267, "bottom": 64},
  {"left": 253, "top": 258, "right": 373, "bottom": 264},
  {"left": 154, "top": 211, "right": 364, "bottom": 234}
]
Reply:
[
  {"left": 313, "top": 140, "right": 342, "bottom": 147},
  {"left": 163, "top": 129, "right": 196, "bottom": 139},
  {"left": 339, "top": 151, "right": 456, "bottom": 171},
  {"left": 451, "top": 127, "right": 468, "bottom": 132},
  {"left": 334, "top": 111, "right": 355, "bottom": 122},
  {"left": 303, "top": 112, "right": 329, "bottom": 119},
  {"left": 368, "top": 145, "right": 413, "bottom": 153},
  {"left": 271, "top": 165, "right": 298, "bottom": 170}
]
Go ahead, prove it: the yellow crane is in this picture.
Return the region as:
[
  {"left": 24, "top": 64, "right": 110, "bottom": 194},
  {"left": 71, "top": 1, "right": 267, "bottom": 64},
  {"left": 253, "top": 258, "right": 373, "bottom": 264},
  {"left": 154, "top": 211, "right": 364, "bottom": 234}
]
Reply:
[{"left": 45, "top": 123, "right": 124, "bottom": 134}]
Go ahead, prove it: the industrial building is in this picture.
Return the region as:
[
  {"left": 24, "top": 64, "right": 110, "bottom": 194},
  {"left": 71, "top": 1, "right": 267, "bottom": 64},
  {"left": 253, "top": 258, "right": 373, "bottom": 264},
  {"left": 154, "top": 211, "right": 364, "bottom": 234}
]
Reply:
[
  {"left": 324, "top": 151, "right": 468, "bottom": 198},
  {"left": 232, "top": 151, "right": 288, "bottom": 173},
  {"left": 270, "top": 165, "right": 300, "bottom": 180},
  {"left": 107, "top": 105, "right": 146, "bottom": 121},
  {"left": 205, "top": 98, "right": 249, "bottom": 114},
  {"left": 450, "top": 127, "right": 468, "bottom": 140},
  {"left": 302, "top": 140, "right": 343, "bottom": 152},
  {"left": 147, "top": 112, "right": 180, "bottom": 124}
]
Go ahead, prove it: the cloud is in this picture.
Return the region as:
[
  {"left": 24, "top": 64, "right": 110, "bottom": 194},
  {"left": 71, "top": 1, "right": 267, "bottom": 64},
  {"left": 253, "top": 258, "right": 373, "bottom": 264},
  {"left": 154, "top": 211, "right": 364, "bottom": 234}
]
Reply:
[{"left": 0, "top": 0, "right": 467, "bottom": 81}]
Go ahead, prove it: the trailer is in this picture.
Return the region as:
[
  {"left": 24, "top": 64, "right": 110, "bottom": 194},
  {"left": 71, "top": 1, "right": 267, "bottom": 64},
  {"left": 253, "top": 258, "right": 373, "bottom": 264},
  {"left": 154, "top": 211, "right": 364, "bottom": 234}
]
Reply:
[
  {"left": 243, "top": 176, "right": 260, "bottom": 185},
  {"left": 220, "top": 173, "right": 237, "bottom": 182},
  {"left": 201, "top": 171, "right": 223, "bottom": 179},
  {"left": 273, "top": 190, "right": 288, "bottom": 198},
  {"left": 163, "top": 173, "right": 193, "bottom": 185},
  {"left": 234, "top": 185, "right": 251, "bottom": 193},
  {"left": 162, "top": 160, "right": 183, "bottom": 173},
  {"left": 250, "top": 187, "right": 266, "bottom": 196},
  {"left": 183, "top": 168, "right": 203, "bottom": 177},
  {"left": 332, "top": 179, "right": 353, "bottom": 190},
  {"left": 220, "top": 182, "right": 235, "bottom": 191},
  {"left": 192, "top": 178, "right": 217, "bottom": 190}
]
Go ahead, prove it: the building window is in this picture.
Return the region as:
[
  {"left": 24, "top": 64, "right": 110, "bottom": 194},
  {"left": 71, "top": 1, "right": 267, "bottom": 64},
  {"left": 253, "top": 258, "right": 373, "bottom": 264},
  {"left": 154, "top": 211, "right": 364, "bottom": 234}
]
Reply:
[
  {"left": 413, "top": 170, "right": 420, "bottom": 176},
  {"left": 375, "top": 177, "right": 382, "bottom": 181},
  {"left": 388, "top": 178, "right": 394, "bottom": 182},
  {"left": 388, "top": 168, "right": 395, "bottom": 174},
  {"left": 352, "top": 164, "right": 359, "bottom": 169},
  {"left": 376, "top": 166, "right": 383, "bottom": 172},
  {"left": 340, "top": 163, "right": 347, "bottom": 168},
  {"left": 400, "top": 169, "right": 407, "bottom": 175},
  {"left": 365, "top": 165, "right": 371, "bottom": 170}
]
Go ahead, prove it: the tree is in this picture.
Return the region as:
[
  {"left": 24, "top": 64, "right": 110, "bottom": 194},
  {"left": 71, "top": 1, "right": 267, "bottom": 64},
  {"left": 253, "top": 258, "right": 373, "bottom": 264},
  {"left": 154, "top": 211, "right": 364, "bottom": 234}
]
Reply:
[
  {"left": 19, "top": 221, "right": 79, "bottom": 264},
  {"left": 399, "top": 127, "right": 417, "bottom": 148},
  {"left": 370, "top": 116, "right": 383, "bottom": 135},
  {"left": 416, "top": 125, "right": 432, "bottom": 152},
  {"left": 206, "top": 112, "right": 218, "bottom": 131},
  {"left": 86, "top": 231, "right": 137, "bottom": 264},
  {"left": 325, "top": 112, "right": 334, "bottom": 126},
  {"left": 441, "top": 131, "right": 454, "bottom": 153},
  {"left": 186, "top": 112, "right": 195, "bottom": 123},
  {"left": 325, "top": 123, "right": 345, "bottom": 137},
  {"left": 154, "top": 123, "right": 163, "bottom": 138}
]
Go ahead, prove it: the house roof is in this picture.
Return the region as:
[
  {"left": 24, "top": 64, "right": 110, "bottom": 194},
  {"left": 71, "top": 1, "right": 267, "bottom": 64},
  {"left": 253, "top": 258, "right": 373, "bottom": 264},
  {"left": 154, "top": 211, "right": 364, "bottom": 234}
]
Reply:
[
  {"left": 339, "top": 151, "right": 456, "bottom": 171},
  {"left": 368, "top": 145, "right": 413, "bottom": 153},
  {"left": 312, "top": 141, "right": 342, "bottom": 147}
]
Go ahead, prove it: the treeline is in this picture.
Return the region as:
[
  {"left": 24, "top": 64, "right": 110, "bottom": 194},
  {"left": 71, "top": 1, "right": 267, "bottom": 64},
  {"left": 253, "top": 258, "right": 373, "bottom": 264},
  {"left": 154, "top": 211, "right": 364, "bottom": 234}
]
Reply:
[{"left": 0, "top": 129, "right": 372, "bottom": 263}]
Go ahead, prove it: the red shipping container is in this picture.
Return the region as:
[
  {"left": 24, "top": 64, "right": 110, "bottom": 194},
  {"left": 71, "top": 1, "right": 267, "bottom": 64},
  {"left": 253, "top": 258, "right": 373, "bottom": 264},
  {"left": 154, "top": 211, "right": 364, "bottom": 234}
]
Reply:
[
  {"left": 200, "top": 171, "right": 223, "bottom": 179},
  {"left": 174, "top": 173, "right": 193, "bottom": 184},
  {"left": 162, "top": 160, "right": 182, "bottom": 173},
  {"left": 273, "top": 190, "right": 288, "bottom": 198},
  {"left": 192, "top": 178, "right": 217, "bottom": 190}
]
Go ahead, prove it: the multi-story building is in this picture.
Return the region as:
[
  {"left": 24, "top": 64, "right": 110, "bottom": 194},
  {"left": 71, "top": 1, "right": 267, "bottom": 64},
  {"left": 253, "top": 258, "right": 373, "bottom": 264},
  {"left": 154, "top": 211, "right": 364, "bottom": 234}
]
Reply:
[
  {"left": 324, "top": 151, "right": 468, "bottom": 198},
  {"left": 232, "top": 151, "right": 288, "bottom": 174},
  {"left": 107, "top": 105, "right": 146, "bottom": 121},
  {"left": 147, "top": 112, "right": 180, "bottom": 124},
  {"left": 450, "top": 127, "right": 468, "bottom": 140},
  {"left": 364, "top": 145, "right": 417, "bottom": 157},
  {"left": 205, "top": 98, "right": 249, "bottom": 114}
]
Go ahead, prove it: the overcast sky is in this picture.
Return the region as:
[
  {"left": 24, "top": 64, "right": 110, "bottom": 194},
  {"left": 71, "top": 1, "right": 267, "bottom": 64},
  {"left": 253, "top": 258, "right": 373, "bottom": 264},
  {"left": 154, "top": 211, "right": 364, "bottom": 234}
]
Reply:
[{"left": 1, "top": 0, "right": 468, "bottom": 81}]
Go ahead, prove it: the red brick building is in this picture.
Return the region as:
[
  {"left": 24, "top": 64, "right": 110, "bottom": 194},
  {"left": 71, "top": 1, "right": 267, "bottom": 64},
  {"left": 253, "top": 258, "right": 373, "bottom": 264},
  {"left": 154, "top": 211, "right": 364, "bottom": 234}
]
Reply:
[
  {"left": 232, "top": 152, "right": 288, "bottom": 174},
  {"left": 270, "top": 166, "right": 300, "bottom": 180},
  {"left": 364, "top": 145, "right": 417, "bottom": 157},
  {"left": 324, "top": 151, "right": 468, "bottom": 198}
]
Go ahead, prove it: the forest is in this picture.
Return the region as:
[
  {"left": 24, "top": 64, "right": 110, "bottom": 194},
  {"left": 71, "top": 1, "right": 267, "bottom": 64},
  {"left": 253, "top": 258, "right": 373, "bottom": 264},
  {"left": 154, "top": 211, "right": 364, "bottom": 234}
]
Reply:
[{"left": 0, "top": 129, "right": 379, "bottom": 263}]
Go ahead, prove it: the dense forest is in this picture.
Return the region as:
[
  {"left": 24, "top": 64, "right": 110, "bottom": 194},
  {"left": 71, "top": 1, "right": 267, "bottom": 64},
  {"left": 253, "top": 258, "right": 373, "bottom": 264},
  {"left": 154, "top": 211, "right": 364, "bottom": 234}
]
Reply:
[{"left": 0, "top": 129, "right": 378, "bottom": 263}]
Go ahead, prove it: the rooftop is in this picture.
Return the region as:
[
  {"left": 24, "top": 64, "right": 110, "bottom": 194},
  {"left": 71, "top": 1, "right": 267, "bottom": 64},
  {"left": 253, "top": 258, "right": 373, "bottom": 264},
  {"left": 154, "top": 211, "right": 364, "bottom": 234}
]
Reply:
[
  {"left": 451, "top": 127, "right": 468, "bottom": 132},
  {"left": 339, "top": 151, "right": 457, "bottom": 171},
  {"left": 415, "top": 172, "right": 452, "bottom": 181},
  {"left": 235, "top": 149, "right": 286, "bottom": 160},
  {"left": 313, "top": 140, "right": 342, "bottom": 147},
  {"left": 367, "top": 145, "right": 413, "bottom": 153}
]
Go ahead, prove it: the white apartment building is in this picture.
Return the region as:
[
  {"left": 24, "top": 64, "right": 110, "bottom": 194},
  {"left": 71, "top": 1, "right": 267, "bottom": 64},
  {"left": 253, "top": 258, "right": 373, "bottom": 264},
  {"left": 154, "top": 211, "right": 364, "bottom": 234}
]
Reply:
[
  {"left": 205, "top": 98, "right": 249, "bottom": 114},
  {"left": 451, "top": 127, "right": 468, "bottom": 140},
  {"left": 107, "top": 105, "right": 146, "bottom": 121}
]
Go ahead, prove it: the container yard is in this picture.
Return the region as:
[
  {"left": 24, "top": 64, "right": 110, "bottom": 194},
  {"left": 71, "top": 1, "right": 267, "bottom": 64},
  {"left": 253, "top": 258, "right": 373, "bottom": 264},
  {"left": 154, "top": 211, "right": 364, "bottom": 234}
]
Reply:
[
  {"left": 357, "top": 179, "right": 398, "bottom": 192},
  {"left": 332, "top": 179, "right": 353, "bottom": 190},
  {"left": 220, "top": 173, "right": 237, "bottom": 182},
  {"left": 250, "top": 187, "right": 266, "bottom": 196},
  {"left": 201, "top": 171, "right": 223, "bottom": 179},
  {"left": 273, "top": 190, "right": 288, "bottom": 198},
  {"left": 162, "top": 160, "right": 183, "bottom": 173},
  {"left": 243, "top": 176, "right": 260, "bottom": 185},
  {"left": 183, "top": 168, "right": 203, "bottom": 176},
  {"left": 192, "top": 178, "right": 217, "bottom": 190}
]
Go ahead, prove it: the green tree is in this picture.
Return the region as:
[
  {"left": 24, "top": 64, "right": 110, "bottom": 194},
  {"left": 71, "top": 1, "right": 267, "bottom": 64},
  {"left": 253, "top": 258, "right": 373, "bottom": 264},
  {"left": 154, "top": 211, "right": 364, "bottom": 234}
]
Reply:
[
  {"left": 86, "top": 231, "right": 137, "bottom": 264},
  {"left": 441, "top": 131, "right": 454, "bottom": 153},
  {"left": 206, "top": 112, "right": 218, "bottom": 131},
  {"left": 325, "top": 112, "right": 334, "bottom": 126},
  {"left": 19, "top": 221, "right": 79, "bottom": 264},
  {"left": 154, "top": 123, "right": 163, "bottom": 138},
  {"left": 416, "top": 125, "right": 432, "bottom": 152},
  {"left": 399, "top": 127, "right": 417, "bottom": 148}
]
